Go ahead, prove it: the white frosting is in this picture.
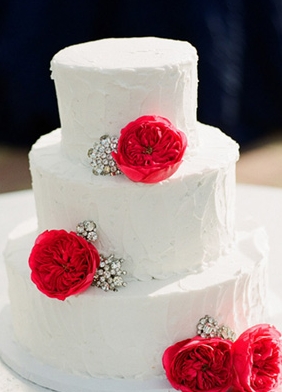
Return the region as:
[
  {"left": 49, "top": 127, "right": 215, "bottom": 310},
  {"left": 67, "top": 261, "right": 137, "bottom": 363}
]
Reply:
[
  {"left": 4, "top": 218, "right": 267, "bottom": 380},
  {"left": 51, "top": 37, "right": 199, "bottom": 163},
  {"left": 29, "top": 122, "right": 239, "bottom": 280}
]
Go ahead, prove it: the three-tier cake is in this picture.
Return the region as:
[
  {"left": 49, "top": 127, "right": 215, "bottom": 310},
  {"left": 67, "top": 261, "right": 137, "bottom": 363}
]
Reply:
[{"left": 2, "top": 37, "right": 269, "bottom": 391}]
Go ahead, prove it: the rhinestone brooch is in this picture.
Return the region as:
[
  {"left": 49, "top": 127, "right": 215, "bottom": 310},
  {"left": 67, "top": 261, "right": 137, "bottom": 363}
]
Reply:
[
  {"left": 197, "top": 315, "right": 236, "bottom": 342},
  {"left": 76, "top": 220, "right": 127, "bottom": 292},
  {"left": 88, "top": 135, "right": 122, "bottom": 176},
  {"left": 76, "top": 220, "right": 98, "bottom": 243},
  {"left": 92, "top": 254, "right": 127, "bottom": 292}
]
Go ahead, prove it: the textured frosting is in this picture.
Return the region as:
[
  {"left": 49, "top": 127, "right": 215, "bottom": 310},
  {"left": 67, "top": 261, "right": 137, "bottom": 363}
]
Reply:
[
  {"left": 51, "top": 37, "right": 199, "bottom": 163},
  {"left": 4, "top": 218, "right": 268, "bottom": 380},
  {"left": 29, "top": 122, "right": 239, "bottom": 280}
]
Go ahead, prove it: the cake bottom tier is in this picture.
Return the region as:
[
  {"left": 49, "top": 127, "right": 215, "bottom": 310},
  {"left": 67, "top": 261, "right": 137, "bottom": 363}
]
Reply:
[{"left": 4, "top": 218, "right": 267, "bottom": 381}]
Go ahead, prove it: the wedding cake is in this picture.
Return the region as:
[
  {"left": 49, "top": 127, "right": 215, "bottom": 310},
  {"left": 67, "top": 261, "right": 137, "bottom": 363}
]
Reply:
[{"left": 2, "top": 37, "right": 271, "bottom": 391}]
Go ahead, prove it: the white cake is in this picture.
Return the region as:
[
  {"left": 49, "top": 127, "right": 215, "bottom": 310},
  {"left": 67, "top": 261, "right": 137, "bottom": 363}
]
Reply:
[{"left": 2, "top": 37, "right": 268, "bottom": 390}]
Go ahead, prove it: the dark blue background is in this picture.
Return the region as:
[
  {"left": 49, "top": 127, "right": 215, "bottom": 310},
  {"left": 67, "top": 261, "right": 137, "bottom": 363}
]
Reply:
[{"left": 1, "top": 0, "right": 282, "bottom": 147}]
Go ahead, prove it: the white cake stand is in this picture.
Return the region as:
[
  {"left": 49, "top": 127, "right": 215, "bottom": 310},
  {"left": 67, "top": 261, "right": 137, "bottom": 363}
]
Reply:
[{"left": 1, "top": 185, "right": 282, "bottom": 391}]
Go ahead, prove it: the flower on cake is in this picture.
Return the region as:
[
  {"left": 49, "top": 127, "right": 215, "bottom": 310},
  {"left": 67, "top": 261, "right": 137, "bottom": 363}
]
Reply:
[
  {"left": 29, "top": 221, "right": 128, "bottom": 298},
  {"left": 233, "top": 324, "right": 282, "bottom": 392},
  {"left": 163, "top": 316, "right": 282, "bottom": 392},
  {"left": 163, "top": 336, "right": 234, "bottom": 392},
  {"left": 112, "top": 115, "right": 187, "bottom": 183},
  {"left": 28, "top": 230, "right": 100, "bottom": 300}
]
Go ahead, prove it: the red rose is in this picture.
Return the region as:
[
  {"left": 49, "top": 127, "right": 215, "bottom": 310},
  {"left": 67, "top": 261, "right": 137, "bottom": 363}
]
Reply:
[
  {"left": 232, "top": 324, "right": 282, "bottom": 392},
  {"left": 29, "top": 230, "right": 100, "bottom": 300},
  {"left": 163, "top": 337, "right": 234, "bottom": 392},
  {"left": 112, "top": 115, "right": 187, "bottom": 183}
]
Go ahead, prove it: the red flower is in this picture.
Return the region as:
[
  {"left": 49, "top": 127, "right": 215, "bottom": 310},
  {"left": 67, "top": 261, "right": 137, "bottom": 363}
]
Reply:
[
  {"left": 162, "top": 337, "right": 234, "bottom": 392},
  {"left": 232, "top": 324, "right": 282, "bottom": 392},
  {"left": 112, "top": 115, "right": 187, "bottom": 183},
  {"left": 29, "top": 230, "right": 100, "bottom": 300}
]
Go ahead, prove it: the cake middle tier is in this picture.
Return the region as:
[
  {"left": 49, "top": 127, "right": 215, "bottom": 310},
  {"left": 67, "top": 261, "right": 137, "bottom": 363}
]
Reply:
[{"left": 30, "top": 122, "right": 239, "bottom": 280}]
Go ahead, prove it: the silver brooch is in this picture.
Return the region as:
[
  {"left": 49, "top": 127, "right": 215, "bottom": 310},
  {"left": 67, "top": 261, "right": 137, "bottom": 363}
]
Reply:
[
  {"left": 92, "top": 254, "right": 127, "bottom": 292},
  {"left": 76, "top": 220, "right": 98, "bottom": 243},
  {"left": 88, "top": 135, "right": 122, "bottom": 176},
  {"left": 76, "top": 220, "right": 127, "bottom": 292},
  {"left": 197, "top": 315, "right": 236, "bottom": 342}
]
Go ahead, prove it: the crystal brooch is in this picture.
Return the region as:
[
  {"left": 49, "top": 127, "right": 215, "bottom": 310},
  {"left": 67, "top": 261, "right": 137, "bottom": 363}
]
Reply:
[
  {"left": 76, "top": 220, "right": 128, "bottom": 292},
  {"left": 76, "top": 220, "right": 98, "bottom": 243},
  {"left": 88, "top": 135, "right": 122, "bottom": 176},
  {"left": 197, "top": 315, "right": 236, "bottom": 342},
  {"left": 92, "top": 254, "right": 127, "bottom": 292}
]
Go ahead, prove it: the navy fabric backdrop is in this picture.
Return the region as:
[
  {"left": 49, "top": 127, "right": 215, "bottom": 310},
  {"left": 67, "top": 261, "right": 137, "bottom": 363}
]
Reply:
[{"left": 1, "top": 0, "right": 282, "bottom": 147}]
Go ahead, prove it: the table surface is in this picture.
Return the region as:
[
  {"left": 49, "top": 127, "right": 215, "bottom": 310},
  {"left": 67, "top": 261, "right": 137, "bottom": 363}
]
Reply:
[{"left": 0, "top": 185, "right": 282, "bottom": 391}]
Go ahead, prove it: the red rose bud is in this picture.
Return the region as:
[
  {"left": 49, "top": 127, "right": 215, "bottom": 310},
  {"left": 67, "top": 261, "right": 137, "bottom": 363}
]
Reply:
[
  {"left": 232, "top": 324, "right": 282, "bottom": 392},
  {"left": 163, "top": 336, "right": 234, "bottom": 392},
  {"left": 29, "top": 230, "right": 100, "bottom": 300},
  {"left": 112, "top": 115, "right": 187, "bottom": 183}
]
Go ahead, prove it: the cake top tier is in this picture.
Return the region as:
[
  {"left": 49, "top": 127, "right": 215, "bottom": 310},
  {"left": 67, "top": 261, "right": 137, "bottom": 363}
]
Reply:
[
  {"left": 52, "top": 37, "right": 197, "bottom": 69},
  {"left": 51, "top": 37, "right": 198, "bottom": 163}
]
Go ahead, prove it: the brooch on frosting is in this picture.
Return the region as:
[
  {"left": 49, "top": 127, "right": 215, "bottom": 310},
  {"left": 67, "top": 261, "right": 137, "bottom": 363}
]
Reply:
[
  {"left": 88, "top": 135, "right": 121, "bottom": 176},
  {"left": 76, "top": 220, "right": 127, "bottom": 292}
]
